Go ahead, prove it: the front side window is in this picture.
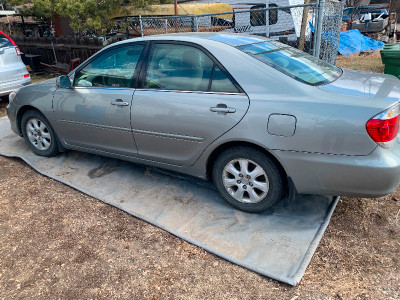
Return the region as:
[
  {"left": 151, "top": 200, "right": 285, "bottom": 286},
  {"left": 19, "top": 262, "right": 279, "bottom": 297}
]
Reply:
[
  {"left": 74, "top": 44, "right": 145, "bottom": 88},
  {"left": 237, "top": 40, "right": 342, "bottom": 86},
  {"left": 144, "top": 43, "right": 240, "bottom": 93}
]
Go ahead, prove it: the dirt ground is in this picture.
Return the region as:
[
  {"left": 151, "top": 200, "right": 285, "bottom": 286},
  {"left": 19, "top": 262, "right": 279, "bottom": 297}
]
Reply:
[{"left": 0, "top": 55, "right": 399, "bottom": 299}]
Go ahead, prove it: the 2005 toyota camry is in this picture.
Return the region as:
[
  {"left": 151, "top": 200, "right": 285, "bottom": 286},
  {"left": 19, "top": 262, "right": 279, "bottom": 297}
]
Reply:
[{"left": 6, "top": 33, "right": 400, "bottom": 213}]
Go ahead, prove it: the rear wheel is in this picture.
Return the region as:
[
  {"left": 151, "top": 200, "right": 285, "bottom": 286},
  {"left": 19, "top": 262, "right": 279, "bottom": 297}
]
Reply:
[
  {"left": 21, "top": 110, "right": 59, "bottom": 157},
  {"left": 213, "top": 147, "right": 285, "bottom": 213}
]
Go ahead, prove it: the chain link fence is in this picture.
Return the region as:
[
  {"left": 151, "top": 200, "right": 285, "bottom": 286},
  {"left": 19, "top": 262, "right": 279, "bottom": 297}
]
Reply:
[
  {"left": 12, "top": 0, "right": 345, "bottom": 67},
  {"left": 317, "top": 0, "right": 345, "bottom": 64},
  {"left": 117, "top": 0, "right": 344, "bottom": 64}
]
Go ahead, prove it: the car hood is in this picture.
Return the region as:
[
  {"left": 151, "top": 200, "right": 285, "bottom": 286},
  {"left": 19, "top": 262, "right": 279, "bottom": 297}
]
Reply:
[
  {"left": 318, "top": 68, "right": 400, "bottom": 104},
  {"left": 14, "top": 77, "right": 58, "bottom": 102},
  {"left": 35, "top": 77, "right": 57, "bottom": 86}
]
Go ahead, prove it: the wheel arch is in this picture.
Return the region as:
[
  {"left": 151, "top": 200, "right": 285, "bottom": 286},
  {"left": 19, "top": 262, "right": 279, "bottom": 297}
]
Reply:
[
  {"left": 17, "top": 105, "right": 65, "bottom": 152},
  {"left": 16, "top": 105, "right": 43, "bottom": 136},
  {"left": 206, "top": 141, "right": 288, "bottom": 185}
]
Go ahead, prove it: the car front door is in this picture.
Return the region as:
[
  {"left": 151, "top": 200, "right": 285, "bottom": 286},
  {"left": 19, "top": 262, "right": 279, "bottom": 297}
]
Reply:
[
  {"left": 131, "top": 42, "right": 249, "bottom": 166},
  {"left": 53, "top": 43, "right": 146, "bottom": 156}
]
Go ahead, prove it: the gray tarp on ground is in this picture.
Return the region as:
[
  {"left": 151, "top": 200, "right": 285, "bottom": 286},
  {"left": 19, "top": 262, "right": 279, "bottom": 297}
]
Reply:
[{"left": 0, "top": 117, "right": 339, "bottom": 286}]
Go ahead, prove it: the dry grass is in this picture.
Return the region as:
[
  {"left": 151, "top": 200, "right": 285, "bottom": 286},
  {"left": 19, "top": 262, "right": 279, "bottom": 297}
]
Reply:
[
  {"left": 30, "top": 72, "right": 56, "bottom": 83},
  {"left": 336, "top": 52, "right": 384, "bottom": 73},
  {"left": 0, "top": 69, "right": 399, "bottom": 299}
]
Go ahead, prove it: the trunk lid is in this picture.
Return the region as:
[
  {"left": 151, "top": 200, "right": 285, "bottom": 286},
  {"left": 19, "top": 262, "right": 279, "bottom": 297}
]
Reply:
[{"left": 318, "top": 68, "right": 400, "bottom": 105}]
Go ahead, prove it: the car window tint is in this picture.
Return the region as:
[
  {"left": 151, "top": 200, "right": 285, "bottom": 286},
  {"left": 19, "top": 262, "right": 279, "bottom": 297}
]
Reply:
[
  {"left": 74, "top": 44, "right": 145, "bottom": 88},
  {"left": 0, "top": 32, "right": 13, "bottom": 48},
  {"left": 144, "top": 44, "right": 213, "bottom": 92},
  {"left": 211, "top": 66, "right": 239, "bottom": 93},
  {"left": 237, "top": 40, "right": 342, "bottom": 86}
]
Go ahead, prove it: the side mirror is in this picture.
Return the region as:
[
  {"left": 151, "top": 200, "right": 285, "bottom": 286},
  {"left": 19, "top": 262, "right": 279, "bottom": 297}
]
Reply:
[{"left": 56, "top": 75, "right": 72, "bottom": 88}]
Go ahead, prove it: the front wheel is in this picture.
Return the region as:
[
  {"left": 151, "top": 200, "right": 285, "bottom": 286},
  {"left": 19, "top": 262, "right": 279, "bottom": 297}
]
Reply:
[
  {"left": 213, "top": 147, "right": 285, "bottom": 213},
  {"left": 21, "top": 110, "right": 59, "bottom": 157}
]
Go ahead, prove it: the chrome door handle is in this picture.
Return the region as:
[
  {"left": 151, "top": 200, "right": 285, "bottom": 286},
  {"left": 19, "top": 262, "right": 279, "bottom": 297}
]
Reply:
[
  {"left": 111, "top": 99, "right": 129, "bottom": 106},
  {"left": 210, "top": 107, "right": 236, "bottom": 113}
]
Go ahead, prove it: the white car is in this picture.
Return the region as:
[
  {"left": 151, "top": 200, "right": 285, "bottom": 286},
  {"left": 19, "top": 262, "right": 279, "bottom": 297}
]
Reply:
[{"left": 0, "top": 30, "right": 30, "bottom": 97}]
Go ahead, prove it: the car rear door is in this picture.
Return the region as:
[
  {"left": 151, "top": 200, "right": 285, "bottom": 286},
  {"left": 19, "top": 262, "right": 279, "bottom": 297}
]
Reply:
[
  {"left": 131, "top": 41, "right": 249, "bottom": 166},
  {"left": 53, "top": 43, "right": 146, "bottom": 156}
]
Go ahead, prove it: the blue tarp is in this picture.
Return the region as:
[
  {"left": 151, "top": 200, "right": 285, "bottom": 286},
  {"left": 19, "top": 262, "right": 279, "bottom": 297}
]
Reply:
[{"left": 338, "top": 29, "right": 385, "bottom": 56}]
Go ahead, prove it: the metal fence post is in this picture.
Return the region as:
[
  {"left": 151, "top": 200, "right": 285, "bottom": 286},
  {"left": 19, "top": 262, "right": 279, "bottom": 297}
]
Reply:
[
  {"left": 165, "top": 19, "right": 168, "bottom": 34},
  {"left": 139, "top": 15, "right": 144, "bottom": 37},
  {"left": 314, "top": 0, "right": 325, "bottom": 59},
  {"left": 265, "top": 0, "right": 270, "bottom": 37},
  {"left": 195, "top": 17, "right": 199, "bottom": 32},
  {"left": 312, "top": 5, "right": 319, "bottom": 57}
]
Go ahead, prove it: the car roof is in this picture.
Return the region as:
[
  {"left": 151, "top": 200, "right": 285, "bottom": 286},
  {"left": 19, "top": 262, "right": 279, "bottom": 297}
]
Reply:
[{"left": 109, "top": 32, "right": 268, "bottom": 49}]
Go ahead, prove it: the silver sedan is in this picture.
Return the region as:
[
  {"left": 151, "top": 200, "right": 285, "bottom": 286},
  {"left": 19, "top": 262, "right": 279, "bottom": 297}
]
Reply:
[{"left": 6, "top": 33, "right": 400, "bottom": 213}]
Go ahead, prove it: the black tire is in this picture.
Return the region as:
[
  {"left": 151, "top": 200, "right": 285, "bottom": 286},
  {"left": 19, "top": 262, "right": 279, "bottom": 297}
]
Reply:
[
  {"left": 21, "top": 110, "right": 59, "bottom": 157},
  {"left": 212, "top": 147, "right": 285, "bottom": 213}
]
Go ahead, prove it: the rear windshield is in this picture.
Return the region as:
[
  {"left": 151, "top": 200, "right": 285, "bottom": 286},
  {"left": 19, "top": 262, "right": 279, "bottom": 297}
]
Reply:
[
  {"left": 0, "top": 32, "right": 13, "bottom": 48},
  {"left": 237, "top": 40, "right": 342, "bottom": 86}
]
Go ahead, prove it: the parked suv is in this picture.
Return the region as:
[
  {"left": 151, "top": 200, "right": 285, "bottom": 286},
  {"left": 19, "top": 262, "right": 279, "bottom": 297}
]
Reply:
[{"left": 0, "top": 31, "right": 30, "bottom": 97}]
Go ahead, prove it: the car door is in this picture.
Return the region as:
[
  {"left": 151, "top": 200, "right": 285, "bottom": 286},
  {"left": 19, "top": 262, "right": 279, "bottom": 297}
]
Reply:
[
  {"left": 131, "top": 41, "right": 250, "bottom": 166},
  {"left": 53, "top": 43, "right": 146, "bottom": 156}
]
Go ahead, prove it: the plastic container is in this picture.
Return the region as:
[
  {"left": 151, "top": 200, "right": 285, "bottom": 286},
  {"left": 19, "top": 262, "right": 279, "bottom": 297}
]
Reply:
[{"left": 380, "top": 44, "right": 400, "bottom": 78}]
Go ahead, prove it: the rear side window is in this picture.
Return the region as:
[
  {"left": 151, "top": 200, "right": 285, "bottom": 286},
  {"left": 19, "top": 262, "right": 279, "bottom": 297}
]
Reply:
[
  {"left": 144, "top": 43, "right": 212, "bottom": 91},
  {"left": 342, "top": 9, "right": 351, "bottom": 16},
  {"left": 0, "top": 32, "right": 13, "bottom": 48},
  {"left": 144, "top": 43, "right": 240, "bottom": 93},
  {"left": 210, "top": 66, "right": 239, "bottom": 93}
]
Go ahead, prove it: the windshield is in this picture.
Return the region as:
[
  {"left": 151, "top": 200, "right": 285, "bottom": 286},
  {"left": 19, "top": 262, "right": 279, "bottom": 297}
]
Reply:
[{"left": 237, "top": 41, "right": 342, "bottom": 86}]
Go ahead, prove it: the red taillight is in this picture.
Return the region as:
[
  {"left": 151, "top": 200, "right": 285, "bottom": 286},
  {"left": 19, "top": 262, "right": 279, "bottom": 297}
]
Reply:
[
  {"left": 15, "top": 46, "right": 21, "bottom": 56},
  {"left": 24, "top": 74, "right": 30, "bottom": 78},
  {"left": 366, "top": 104, "right": 399, "bottom": 148},
  {"left": 366, "top": 116, "right": 399, "bottom": 142}
]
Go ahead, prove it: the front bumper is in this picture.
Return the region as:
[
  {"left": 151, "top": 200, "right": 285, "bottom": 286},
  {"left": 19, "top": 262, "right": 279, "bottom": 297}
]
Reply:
[
  {"left": 272, "top": 139, "right": 400, "bottom": 198},
  {"left": 6, "top": 101, "right": 19, "bottom": 136}
]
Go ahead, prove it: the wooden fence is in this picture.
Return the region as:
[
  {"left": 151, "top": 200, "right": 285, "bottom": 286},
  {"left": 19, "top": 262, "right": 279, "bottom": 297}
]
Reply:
[{"left": 10, "top": 35, "right": 127, "bottom": 68}]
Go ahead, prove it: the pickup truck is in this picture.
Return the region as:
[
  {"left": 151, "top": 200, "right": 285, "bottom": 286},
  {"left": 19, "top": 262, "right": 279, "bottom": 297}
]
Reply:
[{"left": 343, "top": 5, "right": 397, "bottom": 37}]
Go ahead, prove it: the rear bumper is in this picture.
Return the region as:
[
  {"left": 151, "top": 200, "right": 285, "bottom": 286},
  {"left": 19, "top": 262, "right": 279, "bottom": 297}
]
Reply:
[
  {"left": 0, "top": 78, "right": 30, "bottom": 96},
  {"left": 272, "top": 139, "right": 400, "bottom": 197}
]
